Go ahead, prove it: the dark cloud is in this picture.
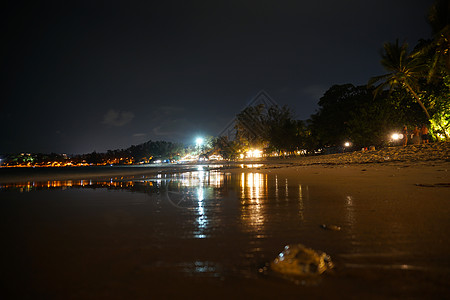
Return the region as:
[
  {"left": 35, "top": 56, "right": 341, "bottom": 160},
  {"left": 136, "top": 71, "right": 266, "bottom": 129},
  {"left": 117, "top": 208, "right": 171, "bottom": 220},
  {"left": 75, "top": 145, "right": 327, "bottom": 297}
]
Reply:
[
  {"left": 152, "top": 118, "right": 196, "bottom": 138},
  {"left": 102, "top": 109, "right": 135, "bottom": 127},
  {"left": 132, "top": 133, "right": 147, "bottom": 138}
]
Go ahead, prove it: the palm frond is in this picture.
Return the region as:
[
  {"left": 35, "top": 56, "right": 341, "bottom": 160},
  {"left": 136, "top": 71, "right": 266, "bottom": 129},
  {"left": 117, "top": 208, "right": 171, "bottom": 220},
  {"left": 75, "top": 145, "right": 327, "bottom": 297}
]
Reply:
[{"left": 368, "top": 73, "right": 391, "bottom": 87}]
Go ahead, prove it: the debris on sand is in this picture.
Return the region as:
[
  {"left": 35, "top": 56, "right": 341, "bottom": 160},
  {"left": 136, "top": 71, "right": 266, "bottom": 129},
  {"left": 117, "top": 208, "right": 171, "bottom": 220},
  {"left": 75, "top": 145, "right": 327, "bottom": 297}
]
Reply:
[
  {"left": 269, "top": 244, "right": 334, "bottom": 277},
  {"left": 320, "top": 224, "right": 342, "bottom": 231}
]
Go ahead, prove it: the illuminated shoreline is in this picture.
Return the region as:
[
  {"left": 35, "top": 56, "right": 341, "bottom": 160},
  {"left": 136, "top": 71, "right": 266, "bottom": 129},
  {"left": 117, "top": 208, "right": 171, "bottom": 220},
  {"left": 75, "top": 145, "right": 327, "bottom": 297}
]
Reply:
[{"left": 1, "top": 141, "right": 448, "bottom": 185}]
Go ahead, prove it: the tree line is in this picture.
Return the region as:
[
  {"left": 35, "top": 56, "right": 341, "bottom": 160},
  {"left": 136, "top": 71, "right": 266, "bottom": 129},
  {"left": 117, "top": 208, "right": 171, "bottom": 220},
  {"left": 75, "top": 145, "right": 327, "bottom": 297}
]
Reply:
[
  {"left": 213, "top": 0, "right": 449, "bottom": 157},
  {"left": 1, "top": 140, "right": 186, "bottom": 166},
  {"left": 72, "top": 140, "right": 186, "bottom": 164}
]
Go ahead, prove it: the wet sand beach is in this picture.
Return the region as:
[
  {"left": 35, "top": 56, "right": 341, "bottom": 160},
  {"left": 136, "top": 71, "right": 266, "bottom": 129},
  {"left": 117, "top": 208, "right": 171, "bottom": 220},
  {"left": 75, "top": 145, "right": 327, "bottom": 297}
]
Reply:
[{"left": 1, "top": 143, "right": 449, "bottom": 299}]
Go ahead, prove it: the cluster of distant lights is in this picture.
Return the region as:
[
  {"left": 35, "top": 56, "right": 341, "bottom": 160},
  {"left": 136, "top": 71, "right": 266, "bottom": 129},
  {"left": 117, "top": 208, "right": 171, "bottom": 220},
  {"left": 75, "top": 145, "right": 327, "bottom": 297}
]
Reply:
[
  {"left": 3, "top": 132, "right": 415, "bottom": 169},
  {"left": 240, "top": 149, "right": 263, "bottom": 159}
]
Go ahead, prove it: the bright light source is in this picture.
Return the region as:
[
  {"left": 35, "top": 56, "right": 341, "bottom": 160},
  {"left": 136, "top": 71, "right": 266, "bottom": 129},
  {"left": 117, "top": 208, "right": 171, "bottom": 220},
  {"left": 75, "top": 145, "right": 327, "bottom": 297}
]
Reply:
[
  {"left": 196, "top": 137, "right": 204, "bottom": 146},
  {"left": 208, "top": 154, "right": 223, "bottom": 161},
  {"left": 246, "top": 149, "right": 262, "bottom": 158},
  {"left": 344, "top": 142, "right": 351, "bottom": 147},
  {"left": 391, "top": 133, "right": 403, "bottom": 140}
]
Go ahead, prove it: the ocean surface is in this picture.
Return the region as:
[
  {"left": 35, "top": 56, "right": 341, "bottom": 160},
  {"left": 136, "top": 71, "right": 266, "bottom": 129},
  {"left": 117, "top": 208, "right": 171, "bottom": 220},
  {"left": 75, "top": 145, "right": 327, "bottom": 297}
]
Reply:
[{"left": 1, "top": 166, "right": 449, "bottom": 299}]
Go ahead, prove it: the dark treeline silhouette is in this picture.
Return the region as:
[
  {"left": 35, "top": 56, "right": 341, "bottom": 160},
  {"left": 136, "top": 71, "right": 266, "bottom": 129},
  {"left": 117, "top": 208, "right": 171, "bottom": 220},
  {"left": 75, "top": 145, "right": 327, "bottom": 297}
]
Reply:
[
  {"left": 227, "top": 0, "right": 449, "bottom": 154},
  {"left": 1, "top": 140, "right": 186, "bottom": 166},
  {"left": 220, "top": 83, "right": 427, "bottom": 156},
  {"left": 307, "top": 84, "right": 424, "bottom": 150},
  {"left": 72, "top": 140, "right": 186, "bottom": 165}
]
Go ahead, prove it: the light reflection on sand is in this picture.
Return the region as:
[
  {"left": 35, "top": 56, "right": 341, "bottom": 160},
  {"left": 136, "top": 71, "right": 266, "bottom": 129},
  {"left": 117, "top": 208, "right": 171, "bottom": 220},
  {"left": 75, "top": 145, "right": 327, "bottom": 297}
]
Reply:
[{"left": 1, "top": 166, "right": 449, "bottom": 298}]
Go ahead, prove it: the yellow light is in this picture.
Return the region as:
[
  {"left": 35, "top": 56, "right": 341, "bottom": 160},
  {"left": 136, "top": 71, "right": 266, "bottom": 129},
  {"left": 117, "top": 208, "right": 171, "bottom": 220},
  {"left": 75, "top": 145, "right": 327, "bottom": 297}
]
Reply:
[{"left": 246, "top": 149, "right": 262, "bottom": 158}]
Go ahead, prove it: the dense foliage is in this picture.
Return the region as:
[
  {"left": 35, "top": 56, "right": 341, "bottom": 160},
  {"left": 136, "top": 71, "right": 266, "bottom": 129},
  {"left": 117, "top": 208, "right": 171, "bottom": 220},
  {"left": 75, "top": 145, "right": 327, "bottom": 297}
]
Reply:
[
  {"left": 369, "top": 0, "right": 450, "bottom": 139},
  {"left": 308, "top": 84, "right": 415, "bottom": 149},
  {"left": 233, "top": 104, "right": 306, "bottom": 155},
  {"left": 228, "top": 1, "right": 449, "bottom": 153}
]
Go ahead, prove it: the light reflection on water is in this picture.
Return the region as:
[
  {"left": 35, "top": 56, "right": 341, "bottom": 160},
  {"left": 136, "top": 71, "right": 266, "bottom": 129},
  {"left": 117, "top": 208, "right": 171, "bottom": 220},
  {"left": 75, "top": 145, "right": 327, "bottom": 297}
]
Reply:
[
  {"left": 240, "top": 172, "right": 267, "bottom": 230},
  {"left": 0, "top": 170, "right": 305, "bottom": 242},
  {"left": 1, "top": 168, "right": 450, "bottom": 298}
]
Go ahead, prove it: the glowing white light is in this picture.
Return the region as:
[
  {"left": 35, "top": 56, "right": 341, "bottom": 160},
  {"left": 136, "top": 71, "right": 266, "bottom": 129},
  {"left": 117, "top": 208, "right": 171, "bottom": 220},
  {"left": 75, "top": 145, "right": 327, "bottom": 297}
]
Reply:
[
  {"left": 196, "top": 137, "right": 204, "bottom": 146},
  {"left": 391, "top": 133, "right": 403, "bottom": 140},
  {"left": 208, "top": 154, "right": 223, "bottom": 160},
  {"left": 344, "top": 142, "right": 351, "bottom": 147}
]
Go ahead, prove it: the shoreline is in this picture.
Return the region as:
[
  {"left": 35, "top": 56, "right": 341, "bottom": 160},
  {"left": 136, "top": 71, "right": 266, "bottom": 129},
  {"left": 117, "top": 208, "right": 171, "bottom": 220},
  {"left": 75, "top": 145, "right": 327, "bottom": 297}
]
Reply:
[
  {"left": 1, "top": 143, "right": 449, "bottom": 298},
  {"left": 0, "top": 142, "right": 448, "bottom": 184}
]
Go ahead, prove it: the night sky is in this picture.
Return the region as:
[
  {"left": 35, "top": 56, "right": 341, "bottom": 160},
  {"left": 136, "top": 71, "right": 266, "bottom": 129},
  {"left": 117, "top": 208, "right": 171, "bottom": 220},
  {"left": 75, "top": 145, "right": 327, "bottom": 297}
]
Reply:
[{"left": 2, "top": 0, "right": 434, "bottom": 154}]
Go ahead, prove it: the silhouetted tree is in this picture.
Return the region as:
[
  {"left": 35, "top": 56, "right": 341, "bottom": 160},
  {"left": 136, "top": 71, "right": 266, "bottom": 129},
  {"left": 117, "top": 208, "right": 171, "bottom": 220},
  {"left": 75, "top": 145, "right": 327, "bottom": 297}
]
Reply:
[{"left": 369, "top": 40, "right": 431, "bottom": 120}]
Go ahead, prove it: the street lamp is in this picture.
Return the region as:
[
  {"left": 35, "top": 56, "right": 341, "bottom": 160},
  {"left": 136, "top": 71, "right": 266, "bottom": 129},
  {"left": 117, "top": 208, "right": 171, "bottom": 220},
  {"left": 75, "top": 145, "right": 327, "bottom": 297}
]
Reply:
[
  {"left": 196, "top": 137, "right": 204, "bottom": 146},
  {"left": 195, "top": 137, "right": 204, "bottom": 158}
]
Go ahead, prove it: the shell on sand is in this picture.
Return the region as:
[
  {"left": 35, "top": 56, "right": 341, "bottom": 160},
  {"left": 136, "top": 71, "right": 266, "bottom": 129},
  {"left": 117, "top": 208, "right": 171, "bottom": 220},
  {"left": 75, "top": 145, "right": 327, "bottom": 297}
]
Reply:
[{"left": 270, "top": 244, "right": 334, "bottom": 276}]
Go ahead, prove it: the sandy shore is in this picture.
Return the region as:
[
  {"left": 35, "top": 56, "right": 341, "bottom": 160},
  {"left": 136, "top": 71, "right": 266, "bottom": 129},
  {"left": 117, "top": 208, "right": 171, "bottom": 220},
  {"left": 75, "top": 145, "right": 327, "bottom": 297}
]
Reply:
[
  {"left": 236, "top": 142, "right": 450, "bottom": 192},
  {"left": 1, "top": 143, "right": 449, "bottom": 299},
  {"left": 1, "top": 142, "right": 449, "bottom": 206},
  {"left": 1, "top": 142, "right": 449, "bottom": 185}
]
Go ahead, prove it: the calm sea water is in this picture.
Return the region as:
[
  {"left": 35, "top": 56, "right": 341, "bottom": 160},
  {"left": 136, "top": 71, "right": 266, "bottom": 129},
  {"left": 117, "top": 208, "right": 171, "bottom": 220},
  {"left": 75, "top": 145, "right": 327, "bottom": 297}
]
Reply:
[{"left": 1, "top": 166, "right": 449, "bottom": 299}]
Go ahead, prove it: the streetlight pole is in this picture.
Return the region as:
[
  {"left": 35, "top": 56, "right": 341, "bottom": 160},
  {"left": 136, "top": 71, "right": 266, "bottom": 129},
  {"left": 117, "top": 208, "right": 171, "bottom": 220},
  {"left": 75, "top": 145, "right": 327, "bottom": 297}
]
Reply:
[{"left": 196, "top": 137, "right": 204, "bottom": 157}]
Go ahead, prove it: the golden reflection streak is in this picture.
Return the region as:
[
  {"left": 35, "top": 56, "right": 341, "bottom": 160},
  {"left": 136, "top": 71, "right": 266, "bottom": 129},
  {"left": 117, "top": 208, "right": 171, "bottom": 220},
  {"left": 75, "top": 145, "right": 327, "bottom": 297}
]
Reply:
[
  {"left": 0, "top": 180, "right": 152, "bottom": 191},
  {"left": 285, "top": 178, "right": 289, "bottom": 199},
  {"left": 0, "top": 170, "right": 226, "bottom": 192},
  {"left": 298, "top": 184, "right": 304, "bottom": 220},
  {"left": 240, "top": 172, "right": 267, "bottom": 232},
  {"left": 275, "top": 175, "right": 279, "bottom": 201}
]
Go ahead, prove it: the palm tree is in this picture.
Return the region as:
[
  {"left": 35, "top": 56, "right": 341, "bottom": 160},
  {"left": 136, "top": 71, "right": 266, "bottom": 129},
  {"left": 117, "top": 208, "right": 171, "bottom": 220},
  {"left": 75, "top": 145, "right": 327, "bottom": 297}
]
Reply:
[
  {"left": 369, "top": 40, "right": 431, "bottom": 120},
  {"left": 412, "top": 0, "right": 450, "bottom": 81}
]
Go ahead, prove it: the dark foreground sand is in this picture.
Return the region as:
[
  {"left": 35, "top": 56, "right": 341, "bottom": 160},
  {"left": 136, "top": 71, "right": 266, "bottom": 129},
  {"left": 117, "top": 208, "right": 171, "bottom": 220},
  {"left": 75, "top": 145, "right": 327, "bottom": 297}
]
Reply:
[{"left": 1, "top": 144, "right": 449, "bottom": 299}]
